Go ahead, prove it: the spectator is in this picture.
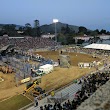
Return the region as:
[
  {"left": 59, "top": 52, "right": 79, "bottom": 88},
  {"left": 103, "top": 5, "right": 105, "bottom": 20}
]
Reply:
[{"left": 34, "top": 97, "right": 38, "bottom": 107}]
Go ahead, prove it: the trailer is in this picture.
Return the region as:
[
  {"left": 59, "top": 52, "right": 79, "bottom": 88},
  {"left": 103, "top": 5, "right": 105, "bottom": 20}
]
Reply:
[{"left": 36, "top": 64, "right": 53, "bottom": 76}]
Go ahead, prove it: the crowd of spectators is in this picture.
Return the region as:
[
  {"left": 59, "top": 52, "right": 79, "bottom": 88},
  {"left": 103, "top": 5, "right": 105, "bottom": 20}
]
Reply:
[
  {"left": 68, "top": 47, "right": 110, "bottom": 56},
  {"left": 0, "top": 36, "right": 58, "bottom": 50},
  {"left": 38, "top": 70, "right": 110, "bottom": 110},
  {"left": 0, "top": 37, "right": 109, "bottom": 57}
]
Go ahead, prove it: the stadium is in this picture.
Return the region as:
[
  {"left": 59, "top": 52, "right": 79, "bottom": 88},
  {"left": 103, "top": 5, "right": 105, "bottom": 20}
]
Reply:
[{"left": 0, "top": 35, "right": 110, "bottom": 110}]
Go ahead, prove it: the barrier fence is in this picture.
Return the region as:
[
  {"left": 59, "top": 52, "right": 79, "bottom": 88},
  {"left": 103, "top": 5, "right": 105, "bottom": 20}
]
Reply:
[{"left": 47, "top": 93, "right": 69, "bottom": 103}]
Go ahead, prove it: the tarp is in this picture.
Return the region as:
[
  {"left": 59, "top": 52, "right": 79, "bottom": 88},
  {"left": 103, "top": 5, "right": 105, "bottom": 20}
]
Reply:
[{"left": 84, "top": 43, "right": 110, "bottom": 50}]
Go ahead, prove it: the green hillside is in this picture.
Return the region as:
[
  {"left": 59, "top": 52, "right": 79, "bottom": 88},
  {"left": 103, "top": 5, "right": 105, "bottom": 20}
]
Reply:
[{"left": 40, "top": 22, "right": 79, "bottom": 33}]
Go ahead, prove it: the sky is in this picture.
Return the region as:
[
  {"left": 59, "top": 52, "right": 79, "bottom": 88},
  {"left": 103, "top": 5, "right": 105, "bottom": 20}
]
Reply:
[{"left": 0, "top": 0, "right": 110, "bottom": 31}]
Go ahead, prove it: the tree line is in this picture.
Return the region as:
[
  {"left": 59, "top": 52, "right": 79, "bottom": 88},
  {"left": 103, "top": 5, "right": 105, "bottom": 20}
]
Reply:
[
  {"left": 0, "top": 20, "right": 41, "bottom": 37},
  {"left": 0, "top": 20, "right": 110, "bottom": 45},
  {"left": 57, "top": 25, "right": 110, "bottom": 45}
]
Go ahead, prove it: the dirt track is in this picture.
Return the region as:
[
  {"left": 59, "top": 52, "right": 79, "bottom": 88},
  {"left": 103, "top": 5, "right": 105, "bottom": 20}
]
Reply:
[
  {"left": 35, "top": 51, "right": 100, "bottom": 66},
  {"left": 0, "top": 72, "right": 25, "bottom": 100},
  {"left": 39, "top": 66, "right": 96, "bottom": 91},
  {"left": 34, "top": 51, "right": 100, "bottom": 91},
  {"left": 0, "top": 51, "right": 101, "bottom": 100}
]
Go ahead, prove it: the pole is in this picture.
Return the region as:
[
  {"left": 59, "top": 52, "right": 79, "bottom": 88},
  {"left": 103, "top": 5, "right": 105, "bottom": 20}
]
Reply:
[{"left": 55, "top": 22, "right": 57, "bottom": 42}]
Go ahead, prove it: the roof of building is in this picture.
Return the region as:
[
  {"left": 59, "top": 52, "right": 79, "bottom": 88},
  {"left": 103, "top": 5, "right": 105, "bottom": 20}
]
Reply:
[{"left": 84, "top": 43, "right": 110, "bottom": 50}]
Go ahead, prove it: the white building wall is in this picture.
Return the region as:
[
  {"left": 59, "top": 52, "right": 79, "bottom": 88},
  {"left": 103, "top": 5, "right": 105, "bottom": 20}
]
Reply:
[
  {"left": 41, "top": 34, "right": 55, "bottom": 39},
  {"left": 98, "top": 35, "right": 110, "bottom": 40}
]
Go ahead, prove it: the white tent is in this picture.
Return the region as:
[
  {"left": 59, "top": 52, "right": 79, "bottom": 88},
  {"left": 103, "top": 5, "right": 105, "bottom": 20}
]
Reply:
[{"left": 84, "top": 43, "right": 110, "bottom": 50}]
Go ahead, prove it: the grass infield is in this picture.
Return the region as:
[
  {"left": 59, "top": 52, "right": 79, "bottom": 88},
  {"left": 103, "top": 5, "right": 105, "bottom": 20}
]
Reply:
[{"left": 0, "top": 94, "right": 32, "bottom": 110}]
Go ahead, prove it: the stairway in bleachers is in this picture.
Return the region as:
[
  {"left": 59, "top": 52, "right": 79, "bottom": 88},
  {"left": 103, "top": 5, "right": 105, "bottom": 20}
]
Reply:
[
  {"left": 26, "top": 83, "right": 82, "bottom": 110},
  {"left": 52, "top": 83, "right": 82, "bottom": 102}
]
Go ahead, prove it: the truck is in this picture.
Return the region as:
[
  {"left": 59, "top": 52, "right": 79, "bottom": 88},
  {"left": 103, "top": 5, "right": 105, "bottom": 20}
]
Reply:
[
  {"left": 24, "top": 76, "right": 41, "bottom": 93},
  {"left": 36, "top": 64, "right": 53, "bottom": 76}
]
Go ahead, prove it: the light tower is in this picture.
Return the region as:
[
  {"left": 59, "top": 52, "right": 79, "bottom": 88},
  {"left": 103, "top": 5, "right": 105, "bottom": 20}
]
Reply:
[{"left": 53, "top": 19, "right": 59, "bottom": 42}]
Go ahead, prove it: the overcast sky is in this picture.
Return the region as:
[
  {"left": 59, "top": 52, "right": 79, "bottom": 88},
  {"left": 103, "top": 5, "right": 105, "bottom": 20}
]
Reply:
[{"left": 0, "top": 0, "right": 110, "bottom": 31}]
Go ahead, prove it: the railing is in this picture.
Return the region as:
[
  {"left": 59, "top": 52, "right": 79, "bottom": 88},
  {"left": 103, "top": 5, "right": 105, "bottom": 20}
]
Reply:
[
  {"left": 47, "top": 93, "right": 69, "bottom": 103},
  {"left": 36, "top": 89, "right": 55, "bottom": 100},
  {"left": 18, "top": 102, "right": 34, "bottom": 110}
]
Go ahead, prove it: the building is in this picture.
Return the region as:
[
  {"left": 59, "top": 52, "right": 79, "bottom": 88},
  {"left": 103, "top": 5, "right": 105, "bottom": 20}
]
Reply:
[
  {"left": 41, "top": 34, "right": 55, "bottom": 39},
  {"left": 74, "top": 35, "right": 93, "bottom": 42},
  {"left": 98, "top": 34, "right": 110, "bottom": 40}
]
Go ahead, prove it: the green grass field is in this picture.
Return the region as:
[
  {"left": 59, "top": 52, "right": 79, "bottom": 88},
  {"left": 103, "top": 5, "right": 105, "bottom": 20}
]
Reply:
[{"left": 0, "top": 94, "right": 32, "bottom": 110}]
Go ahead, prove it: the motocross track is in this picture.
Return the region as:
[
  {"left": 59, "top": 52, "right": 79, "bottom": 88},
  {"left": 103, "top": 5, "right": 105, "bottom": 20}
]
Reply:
[{"left": 0, "top": 51, "right": 100, "bottom": 100}]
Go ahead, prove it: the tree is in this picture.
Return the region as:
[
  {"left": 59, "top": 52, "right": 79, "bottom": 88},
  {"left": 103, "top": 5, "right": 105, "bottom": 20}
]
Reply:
[
  {"left": 100, "top": 29, "right": 106, "bottom": 34},
  {"left": 57, "top": 33, "right": 67, "bottom": 44},
  {"left": 95, "top": 29, "right": 100, "bottom": 34},
  {"left": 18, "top": 27, "right": 23, "bottom": 31},
  {"left": 3, "top": 24, "right": 16, "bottom": 31},
  {"left": 24, "top": 23, "right": 32, "bottom": 36},
  {"left": 34, "top": 20, "right": 40, "bottom": 28},
  {"left": 90, "top": 30, "right": 98, "bottom": 36},
  {"left": 2, "top": 24, "right": 18, "bottom": 36},
  {"left": 33, "top": 19, "right": 41, "bottom": 37},
  {"left": 65, "top": 24, "right": 70, "bottom": 34},
  {"left": 77, "top": 39, "right": 85, "bottom": 44},
  {"left": 78, "top": 26, "right": 87, "bottom": 34},
  {"left": 61, "top": 24, "right": 71, "bottom": 34},
  {"left": 106, "top": 31, "right": 110, "bottom": 35},
  {"left": 0, "top": 30, "right": 4, "bottom": 36},
  {"left": 61, "top": 26, "right": 66, "bottom": 34},
  {"left": 66, "top": 36, "right": 75, "bottom": 44},
  {"left": 25, "top": 23, "right": 31, "bottom": 28}
]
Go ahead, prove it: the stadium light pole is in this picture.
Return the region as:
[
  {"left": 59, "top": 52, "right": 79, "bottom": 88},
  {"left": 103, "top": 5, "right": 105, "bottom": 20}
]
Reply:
[{"left": 53, "top": 19, "right": 59, "bottom": 42}]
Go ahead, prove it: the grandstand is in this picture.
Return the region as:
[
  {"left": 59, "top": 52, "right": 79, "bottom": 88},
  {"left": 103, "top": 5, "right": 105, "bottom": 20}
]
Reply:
[
  {"left": 26, "top": 64, "right": 110, "bottom": 110},
  {"left": 22, "top": 44, "right": 110, "bottom": 110},
  {"left": 0, "top": 36, "right": 59, "bottom": 50},
  {"left": 0, "top": 39, "right": 110, "bottom": 110}
]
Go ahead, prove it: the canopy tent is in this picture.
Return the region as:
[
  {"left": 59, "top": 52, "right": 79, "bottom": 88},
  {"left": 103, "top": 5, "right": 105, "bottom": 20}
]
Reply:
[{"left": 84, "top": 43, "right": 110, "bottom": 50}]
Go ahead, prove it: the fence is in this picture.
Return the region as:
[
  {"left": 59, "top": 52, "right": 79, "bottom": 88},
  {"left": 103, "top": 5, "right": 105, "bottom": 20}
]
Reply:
[
  {"left": 32, "top": 89, "right": 55, "bottom": 100},
  {"left": 1, "top": 55, "right": 37, "bottom": 86},
  {"left": 47, "top": 93, "right": 69, "bottom": 103}
]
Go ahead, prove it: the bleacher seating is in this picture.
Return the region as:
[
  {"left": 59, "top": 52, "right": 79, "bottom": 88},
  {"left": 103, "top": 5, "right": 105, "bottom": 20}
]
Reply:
[
  {"left": 0, "top": 37, "right": 59, "bottom": 50},
  {"left": 35, "top": 69, "right": 110, "bottom": 110}
]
